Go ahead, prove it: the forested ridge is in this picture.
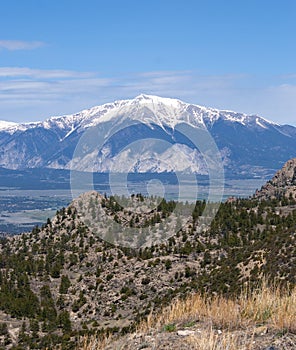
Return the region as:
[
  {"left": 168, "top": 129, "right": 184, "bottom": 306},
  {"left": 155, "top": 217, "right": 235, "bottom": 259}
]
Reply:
[{"left": 0, "top": 161, "right": 296, "bottom": 349}]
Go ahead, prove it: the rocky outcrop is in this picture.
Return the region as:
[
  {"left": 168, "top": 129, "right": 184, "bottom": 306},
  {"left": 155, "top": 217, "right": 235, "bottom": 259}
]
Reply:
[{"left": 254, "top": 158, "right": 296, "bottom": 200}]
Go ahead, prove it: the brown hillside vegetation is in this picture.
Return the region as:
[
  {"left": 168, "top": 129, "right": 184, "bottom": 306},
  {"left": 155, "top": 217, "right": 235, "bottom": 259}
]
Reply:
[
  {"left": 79, "top": 280, "right": 296, "bottom": 349},
  {"left": 0, "top": 159, "right": 296, "bottom": 348}
]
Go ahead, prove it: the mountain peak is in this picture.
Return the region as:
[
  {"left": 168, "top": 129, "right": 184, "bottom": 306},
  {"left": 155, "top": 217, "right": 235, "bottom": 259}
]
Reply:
[
  {"left": 0, "top": 95, "right": 295, "bottom": 176},
  {"left": 134, "top": 93, "right": 184, "bottom": 105},
  {"left": 0, "top": 95, "right": 277, "bottom": 133}
]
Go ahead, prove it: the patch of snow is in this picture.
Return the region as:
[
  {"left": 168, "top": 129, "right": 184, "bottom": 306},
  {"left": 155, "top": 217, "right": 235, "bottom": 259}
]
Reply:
[
  {"left": 0, "top": 95, "right": 278, "bottom": 137},
  {"left": 0, "top": 120, "right": 18, "bottom": 131}
]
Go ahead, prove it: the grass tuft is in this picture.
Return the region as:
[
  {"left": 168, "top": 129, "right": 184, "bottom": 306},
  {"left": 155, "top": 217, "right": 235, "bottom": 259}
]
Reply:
[{"left": 77, "top": 279, "right": 296, "bottom": 349}]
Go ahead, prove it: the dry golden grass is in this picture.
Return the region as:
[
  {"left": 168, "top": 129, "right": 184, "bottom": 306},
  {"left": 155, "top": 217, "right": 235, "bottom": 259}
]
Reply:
[
  {"left": 138, "top": 293, "right": 242, "bottom": 333},
  {"left": 78, "top": 280, "right": 296, "bottom": 349},
  {"left": 185, "top": 329, "right": 254, "bottom": 350},
  {"left": 240, "top": 280, "right": 296, "bottom": 333},
  {"left": 77, "top": 334, "right": 113, "bottom": 350},
  {"left": 139, "top": 279, "right": 296, "bottom": 333}
]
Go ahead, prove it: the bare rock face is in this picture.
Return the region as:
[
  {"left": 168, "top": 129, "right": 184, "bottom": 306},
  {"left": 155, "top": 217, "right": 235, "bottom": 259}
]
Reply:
[{"left": 255, "top": 158, "right": 296, "bottom": 200}]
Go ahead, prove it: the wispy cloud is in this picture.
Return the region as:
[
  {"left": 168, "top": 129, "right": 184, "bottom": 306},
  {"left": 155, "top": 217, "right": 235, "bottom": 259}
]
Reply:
[
  {"left": 0, "top": 67, "right": 96, "bottom": 79},
  {"left": 0, "top": 67, "right": 295, "bottom": 126},
  {"left": 279, "top": 74, "right": 296, "bottom": 80},
  {"left": 0, "top": 40, "right": 45, "bottom": 51}
]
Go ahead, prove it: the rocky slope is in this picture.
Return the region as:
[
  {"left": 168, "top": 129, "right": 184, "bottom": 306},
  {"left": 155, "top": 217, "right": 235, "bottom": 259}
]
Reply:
[
  {"left": 255, "top": 158, "right": 296, "bottom": 200},
  {"left": 0, "top": 161, "right": 296, "bottom": 348}
]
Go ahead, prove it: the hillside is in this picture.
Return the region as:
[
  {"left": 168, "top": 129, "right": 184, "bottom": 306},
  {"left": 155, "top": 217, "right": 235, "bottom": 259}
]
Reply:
[
  {"left": 0, "top": 160, "right": 295, "bottom": 348},
  {"left": 86, "top": 282, "right": 296, "bottom": 349}
]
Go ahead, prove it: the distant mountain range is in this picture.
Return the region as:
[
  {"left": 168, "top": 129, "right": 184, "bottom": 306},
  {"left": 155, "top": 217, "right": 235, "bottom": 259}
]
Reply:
[{"left": 0, "top": 94, "right": 295, "bottom": 178}]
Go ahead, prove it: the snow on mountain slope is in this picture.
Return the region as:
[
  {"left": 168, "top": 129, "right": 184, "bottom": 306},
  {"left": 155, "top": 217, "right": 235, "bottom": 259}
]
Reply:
[
  {"left": 0, "top": 94, "right": 277, "bottom": 136},
  {"left": 0, "top": 94, "right": 295, "bottom": 176},
  {"left": 0, "top": 120, "right": 19, "bottom": 131}
]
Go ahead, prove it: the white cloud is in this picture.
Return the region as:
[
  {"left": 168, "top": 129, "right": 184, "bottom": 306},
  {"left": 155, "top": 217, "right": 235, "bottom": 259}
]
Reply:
[
  {"left": 0, "top": 67, "right": 295, "bottom": 126},
  {"left": 0, "top": 67, "right": 95, "bottom": 79},
  {"left": 0, "top": 40, "right": 45, "bottom": 50}
]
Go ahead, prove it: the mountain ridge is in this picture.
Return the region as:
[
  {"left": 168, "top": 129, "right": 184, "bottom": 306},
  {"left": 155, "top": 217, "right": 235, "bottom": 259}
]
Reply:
[
  {"left": 0, "top": 160, "right": 295, "bottom": 348},
  {"left": 0, "top": 94, "right": 295, "bottom": 176},
  {"left": 0, "top": 94, "right": 281, "bottom": 133}
]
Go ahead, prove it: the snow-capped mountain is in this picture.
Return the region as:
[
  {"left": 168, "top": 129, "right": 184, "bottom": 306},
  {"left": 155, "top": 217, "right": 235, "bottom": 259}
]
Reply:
[{"left": 0, "top": 94, "right": 295, "bottom": 177}]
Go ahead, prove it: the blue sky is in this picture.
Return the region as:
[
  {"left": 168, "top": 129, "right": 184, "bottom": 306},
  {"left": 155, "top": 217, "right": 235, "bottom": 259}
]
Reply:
[{"left": 0, "top": 0, "right": 296, "bottom": 125}]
